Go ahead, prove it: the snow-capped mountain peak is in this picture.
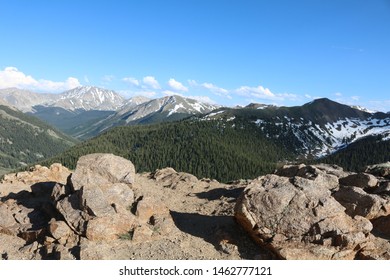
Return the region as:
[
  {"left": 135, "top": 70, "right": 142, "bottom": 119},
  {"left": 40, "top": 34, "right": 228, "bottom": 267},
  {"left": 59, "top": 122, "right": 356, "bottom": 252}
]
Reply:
[{"left": 55, "top": 86, "right": 125, "bottom": 111}]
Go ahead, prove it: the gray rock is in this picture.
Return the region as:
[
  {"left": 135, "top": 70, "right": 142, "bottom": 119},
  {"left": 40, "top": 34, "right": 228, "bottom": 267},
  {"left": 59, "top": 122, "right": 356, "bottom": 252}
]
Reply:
[
  {"left": 70, "top": 153, "right": 136, "bottom": 191},
  {"left": 56, "top": 192, "right": 89, "bottom": 235}
]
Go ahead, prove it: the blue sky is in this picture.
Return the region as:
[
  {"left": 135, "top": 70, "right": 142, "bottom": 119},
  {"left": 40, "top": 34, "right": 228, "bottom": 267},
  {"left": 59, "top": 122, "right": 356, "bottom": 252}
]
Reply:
[{"left": 0, "top": 0, "right": 389, "bottom": 111}]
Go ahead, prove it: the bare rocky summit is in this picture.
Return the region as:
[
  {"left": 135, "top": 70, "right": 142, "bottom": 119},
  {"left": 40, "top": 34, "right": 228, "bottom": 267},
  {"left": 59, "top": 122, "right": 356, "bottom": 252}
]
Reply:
[
  {"left": 1, "top": 155, "right": 390, "bottom": 260},
  {"left": 235, "top": 163, "right": 390, "bottom": 259}
]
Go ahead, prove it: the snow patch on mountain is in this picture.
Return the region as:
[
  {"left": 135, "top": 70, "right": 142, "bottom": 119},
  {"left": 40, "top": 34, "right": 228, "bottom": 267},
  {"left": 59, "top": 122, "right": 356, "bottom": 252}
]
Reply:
[{"left": 254, "top": 116, "right": 390, "bottom": 158}]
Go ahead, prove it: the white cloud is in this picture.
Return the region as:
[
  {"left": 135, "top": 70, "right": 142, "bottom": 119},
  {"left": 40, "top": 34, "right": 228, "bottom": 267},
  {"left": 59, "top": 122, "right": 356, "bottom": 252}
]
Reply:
[
  {"left": 168, "top": 78, "right": 188, "bottom": 92},
  {"left": 0, "top": 67, "right": 81, "bottom": 92},
  {"left": 188, "top": 95, "right": 217, "bottom": 104},
  {"left": 305, "top": 94, "right": 312, "bottom": 99},
  {"left": 189, "top": 79, "right": 230, "bottom": 98},
  {"left": 84, "top": 75, "right": 90, "bottom": 83},
  {"left": 123, "top": 77, "right": 140, "bottom": 86},
  {"left": 143, "top": 76, "right": 160, "bottom": 89},
  {"left": 235, "top": 85, "right": 299, "bottom": 102},
  {"left": 201, "top": 82, "right": 229, "bottom": 95},
  {"left": 236, "top": 85, "right": 275, "bottom": 99},
  {"left": 334, "top": 92, "right": 342, "bottom": 97}
]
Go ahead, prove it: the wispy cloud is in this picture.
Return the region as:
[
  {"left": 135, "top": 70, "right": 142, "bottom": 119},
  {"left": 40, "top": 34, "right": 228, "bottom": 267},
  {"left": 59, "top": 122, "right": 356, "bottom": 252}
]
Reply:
[
  {"left": 235, "top": 85, "right": 298, "bottom": 102},
  {"left": 142, "top": 76, "right": 160, "bottom": 90},
  {"left": 123, "top": 76, "right": 140, "bottom": 86},
  {"left": 189, "top": 79, "right": 230, "bottom": 98},
  {"left": 0, "top": 67, "right": 81, "bottom": 92},
  {"left": 168, "top": 78, "right": 188, "bottom": 92}
]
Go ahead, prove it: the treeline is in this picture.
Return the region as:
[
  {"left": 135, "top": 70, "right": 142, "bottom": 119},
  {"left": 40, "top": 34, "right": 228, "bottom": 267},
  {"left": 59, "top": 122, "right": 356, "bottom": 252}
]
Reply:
[
  {"left": 40, "top": 120, "right": 294, "bottom": 182},
  {"left": 320, "top": 135, "right": 390, "bottom": 171}
]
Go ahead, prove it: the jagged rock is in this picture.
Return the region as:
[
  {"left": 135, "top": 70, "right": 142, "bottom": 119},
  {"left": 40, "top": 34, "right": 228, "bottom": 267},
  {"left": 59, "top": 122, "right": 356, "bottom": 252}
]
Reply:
[
  {"left": 152, "top": 167, "right": 198, "bottom": 189},
  {"left": 235, "top": 174, "right": 372, "bottom": 259},
  {"left": 333, "top": 186, "right": 390, "bottom": 219},
  {"left": 365, "top": 162, "right": 390, "bottom": 179},
  {"left": 86, "top": 212, "right": 136, "bottom": 241},
  {"left": 51, "top": 183, "right": 72, "bottom": 202},
  {"left": 275, "top": 164, "right": 340, "bottom": 190},
  {"left": 48, "top": 219, "right": 73, "bottom": 244},
  {"left": 70, "top": 153, "right": 136, "bottom": 191},
  {"left": 56, "top": 192, "right": 89, "bottom": 235},
  {"left": 339, "top": 173, "right": 378, "bottom": 189}
]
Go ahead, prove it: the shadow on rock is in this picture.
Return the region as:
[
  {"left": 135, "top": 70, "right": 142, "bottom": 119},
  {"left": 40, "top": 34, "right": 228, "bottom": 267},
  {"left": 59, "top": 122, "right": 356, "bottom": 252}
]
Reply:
[
  {"left": 170, "top": 210, "right": 265, "bottom": 259},
  {"left": 195, "top": 187, "right": 244, "bottom": 201}
]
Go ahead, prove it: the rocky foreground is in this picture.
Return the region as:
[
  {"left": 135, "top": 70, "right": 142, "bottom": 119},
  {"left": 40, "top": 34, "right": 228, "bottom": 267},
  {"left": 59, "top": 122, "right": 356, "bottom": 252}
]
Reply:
[{"left": 1, "top": 154, "right": 390, "bottom": 260}]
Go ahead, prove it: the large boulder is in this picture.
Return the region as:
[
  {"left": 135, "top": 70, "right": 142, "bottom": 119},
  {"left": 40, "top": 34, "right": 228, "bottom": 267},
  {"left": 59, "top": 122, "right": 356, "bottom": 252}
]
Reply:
[
  {"left": 275, "top": 164, "right": 340, "bottom": 190},
  {"left": 333, "top": 186, "right": 390, "bottom": 219},
  {"left": 235, "top": 174, "right": 372, "bottom": 259},
  {"left": 151, "top": 168, "right": 199, "bottom": 189},
  {"left": 70, "top": 153, "right": 136, "bottom": 191},
  {"left": 339, "top": 173, "right": 378, "bottom": 189}
]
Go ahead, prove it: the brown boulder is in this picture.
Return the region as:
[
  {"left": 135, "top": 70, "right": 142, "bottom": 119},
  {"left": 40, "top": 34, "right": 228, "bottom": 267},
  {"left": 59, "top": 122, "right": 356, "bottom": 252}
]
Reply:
[
  {"left": 333, "top": 186, "right": 390, "bottom": 219},
  {"left": 275, "top": 164, "right": 339, "bottom": 190},
  {"left": 235, "top": 174, "right": 372, "bottom": 259},
  {"left": 70, "top": 153, "right": 136, "bottom": 191},
  {"left": 339, "top": 173, "right": 378, "bottom": 189},
  {"left": 152, "top": 168, "right": 198, "bottom": 189}
]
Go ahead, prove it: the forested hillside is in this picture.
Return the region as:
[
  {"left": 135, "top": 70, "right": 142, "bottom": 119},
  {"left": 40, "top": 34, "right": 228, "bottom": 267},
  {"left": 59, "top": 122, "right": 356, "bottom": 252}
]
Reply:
[
  {"left": 40, "top": 119, "right": 294, "bottom": 182},
  {"left": 0, "top": 105, "right": 78, "bottom": 174},
  {"left": 320, "top": 135, "right": 390, "bottom": 171}
]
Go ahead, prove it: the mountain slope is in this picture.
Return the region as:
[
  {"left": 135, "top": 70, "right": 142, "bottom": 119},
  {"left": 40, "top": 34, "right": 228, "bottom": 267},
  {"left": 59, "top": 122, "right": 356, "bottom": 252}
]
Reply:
[
  {"left": 0, "top": 104, "right": 78, "bottom": 174},
  {"left": 72, "top": 95, "right": 219, "bottom": 139},
  {"left": 40, "top": 120, "right": 293, "bottom": 182},
  {"left": 53, "top": 86, "right": 125, "bottom": 111},
  {"left": 320, "top": 134, "right": 390, "bottom": 171},
  {"left": 0, "top": 88, "right": 57, "bottom": 112},
  {"left": 202, "top": 98, "right": 390, "bottom": 158}
]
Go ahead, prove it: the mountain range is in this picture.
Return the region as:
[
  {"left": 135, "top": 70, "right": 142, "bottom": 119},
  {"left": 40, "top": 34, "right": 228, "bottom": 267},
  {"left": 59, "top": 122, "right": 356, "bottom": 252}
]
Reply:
[
  {"left": 0, "top": 86, "right": 218, "bottom": 139},
  {"left": 0, "top": 86, "right": 389, "bottom": 179}
]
